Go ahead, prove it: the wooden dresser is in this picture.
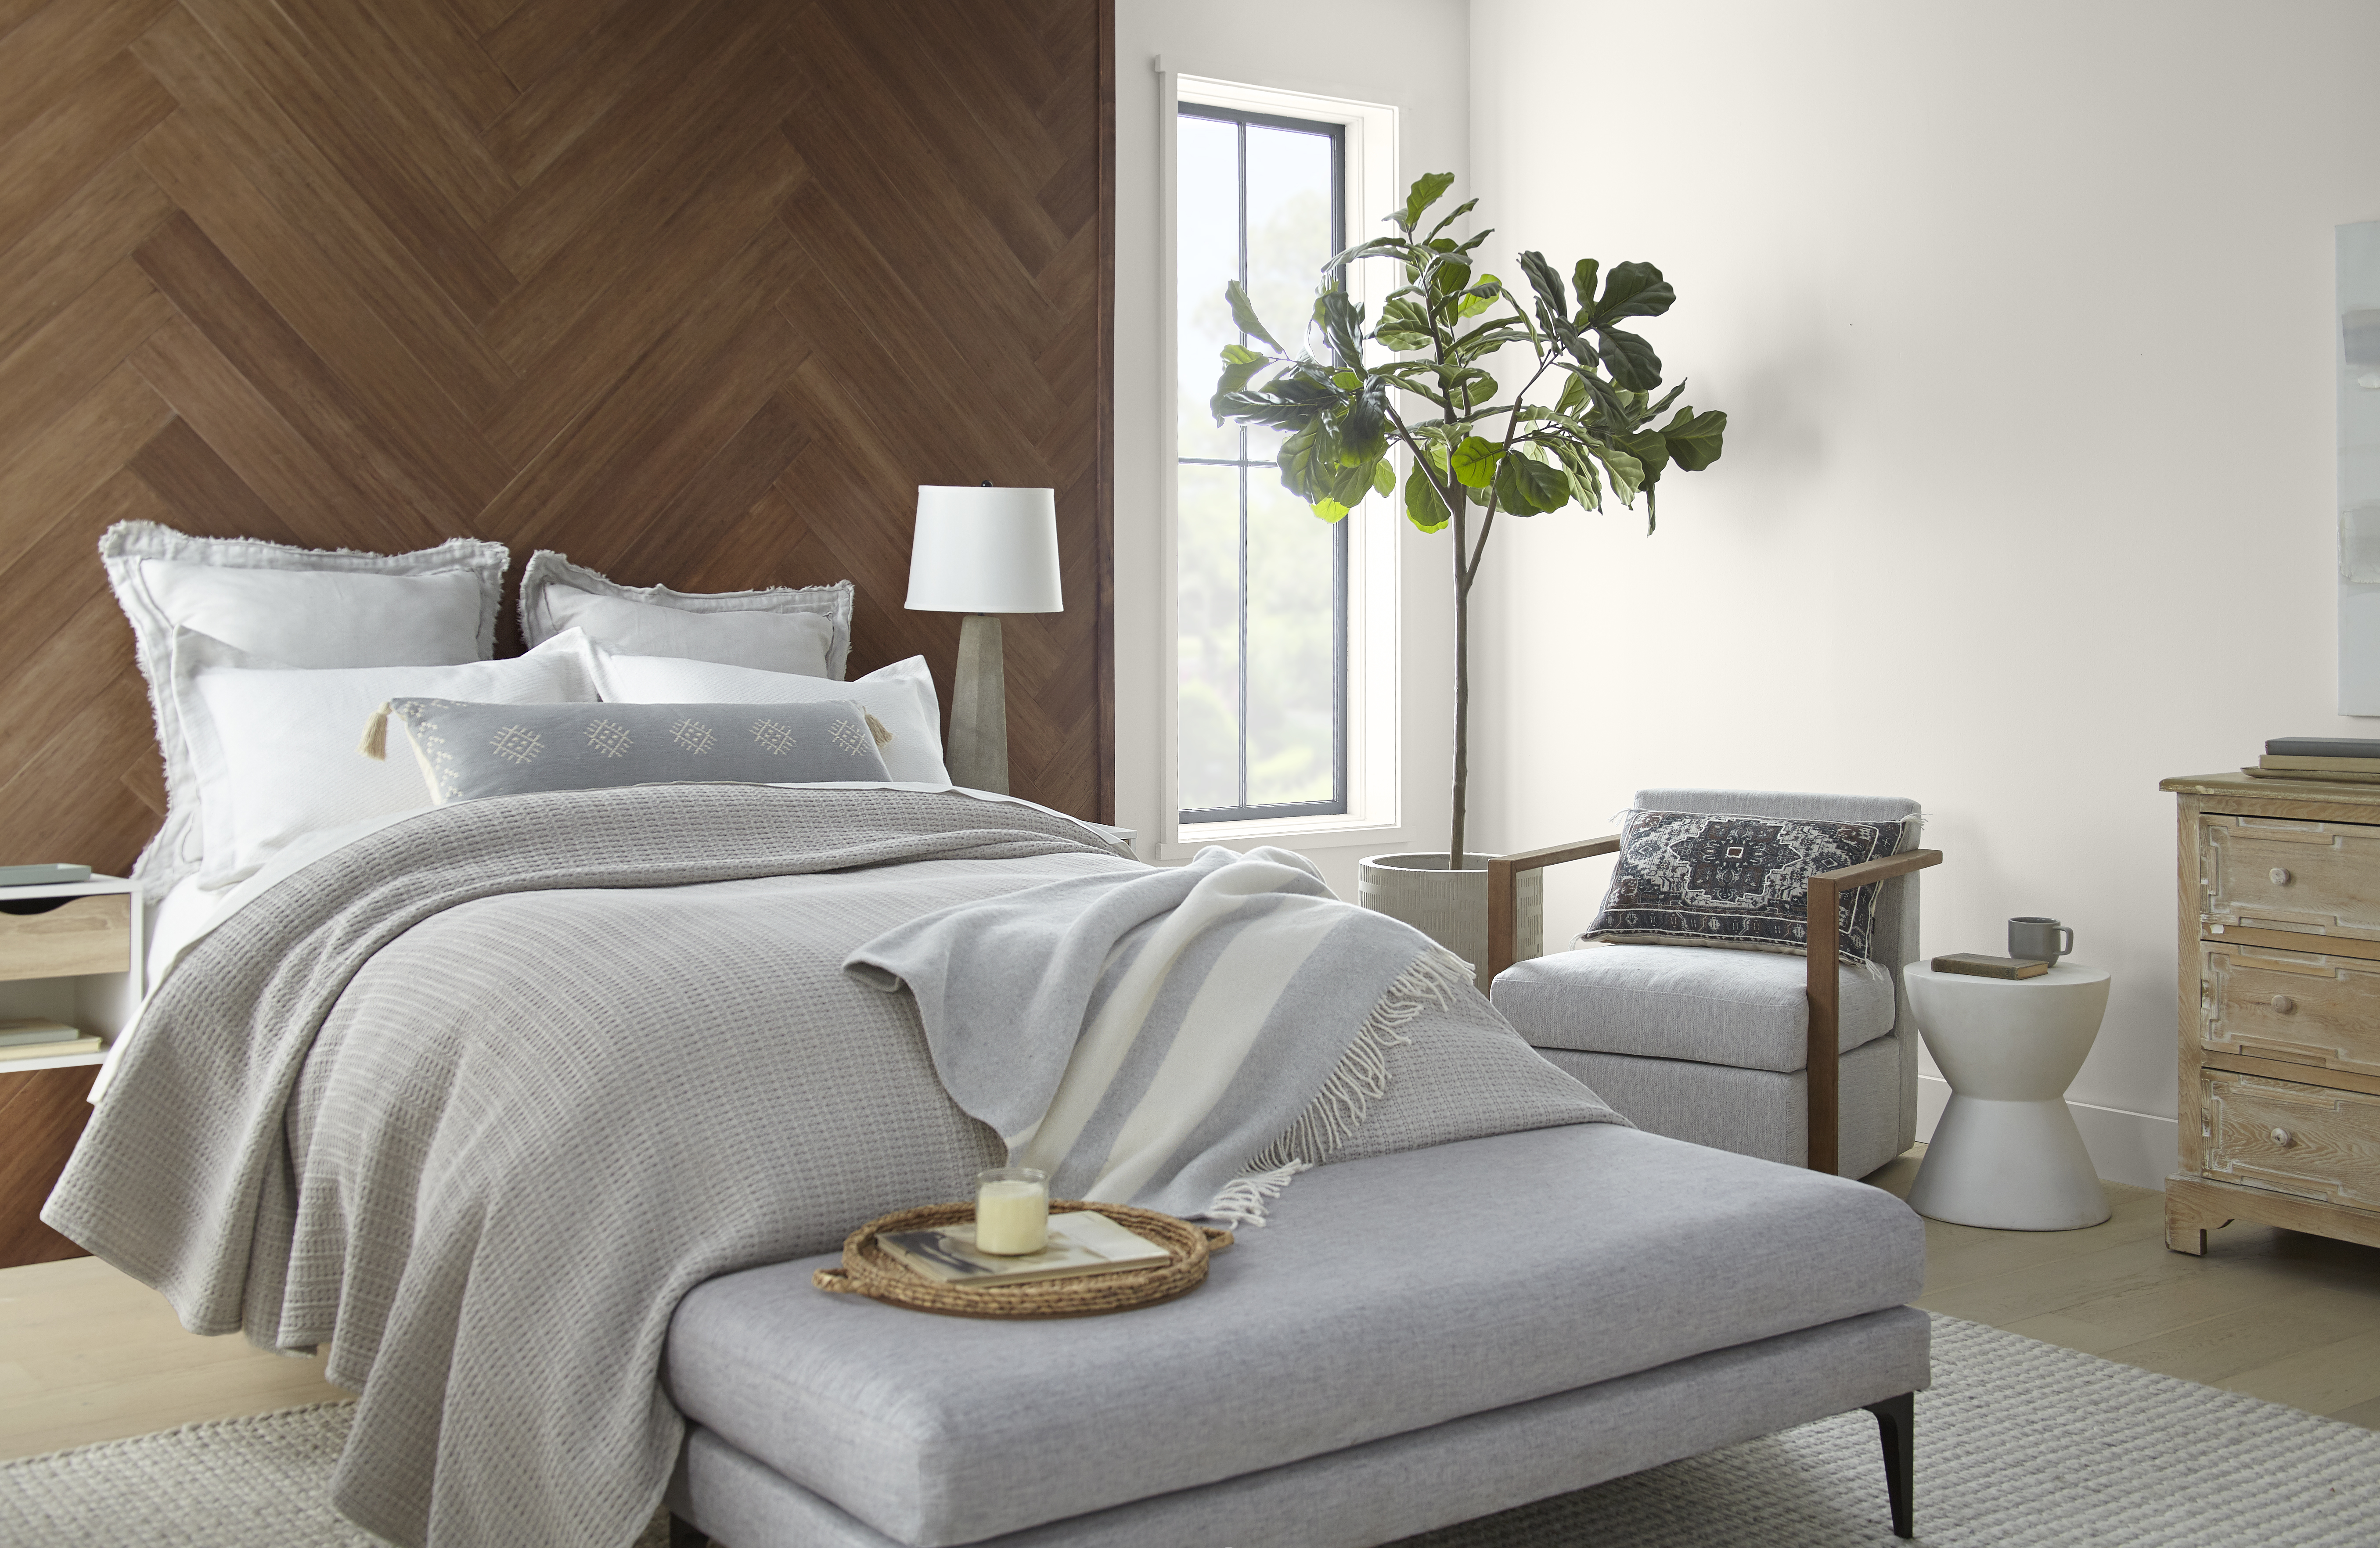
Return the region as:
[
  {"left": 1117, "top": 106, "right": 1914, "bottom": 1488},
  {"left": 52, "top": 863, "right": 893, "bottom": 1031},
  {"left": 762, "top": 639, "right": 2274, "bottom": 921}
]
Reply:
[{"left": 2162, "top": 773, "right": 2380, "bottom": 1254}]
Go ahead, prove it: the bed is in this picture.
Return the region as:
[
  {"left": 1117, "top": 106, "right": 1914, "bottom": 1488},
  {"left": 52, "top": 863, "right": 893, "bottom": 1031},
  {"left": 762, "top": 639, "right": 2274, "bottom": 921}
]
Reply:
[
  {"left": 44, "top": 524, "right": 1922, "bottom": 1548},
  {"left": 43, "top": 522, "right": 1651, "bottom": 1547}
]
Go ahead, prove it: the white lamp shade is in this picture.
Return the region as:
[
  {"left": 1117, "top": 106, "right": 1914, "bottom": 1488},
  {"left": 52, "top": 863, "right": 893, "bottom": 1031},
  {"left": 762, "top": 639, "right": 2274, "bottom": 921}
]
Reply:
[{"left": 905, "top": 485, "right": 1064, "bottom": 614}]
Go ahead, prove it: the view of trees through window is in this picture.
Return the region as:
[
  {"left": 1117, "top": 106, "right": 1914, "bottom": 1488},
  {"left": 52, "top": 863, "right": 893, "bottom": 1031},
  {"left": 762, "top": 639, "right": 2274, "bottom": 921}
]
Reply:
[{"left": 1177, "top": 103, "right": 1347, "bottom": 822}]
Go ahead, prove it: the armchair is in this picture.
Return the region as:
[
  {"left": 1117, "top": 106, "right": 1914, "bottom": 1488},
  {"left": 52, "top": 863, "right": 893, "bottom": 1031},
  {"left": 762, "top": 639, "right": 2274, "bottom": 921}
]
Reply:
[{"left": 1487, "top": 790, "right": 1943, "bottom": 1176}]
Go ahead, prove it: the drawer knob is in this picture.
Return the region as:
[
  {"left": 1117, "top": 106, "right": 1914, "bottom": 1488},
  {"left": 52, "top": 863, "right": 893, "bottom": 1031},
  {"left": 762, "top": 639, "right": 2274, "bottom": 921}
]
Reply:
[
  {"left": 2271, "top": 867, "right": 2293, "bottom": 886},
  {"left": 2271, "top": 1127, "right": 2297, "bottom": 1148},
  {"left": 2271, "top": 994, "right": 2297, "bottom": 1014}
]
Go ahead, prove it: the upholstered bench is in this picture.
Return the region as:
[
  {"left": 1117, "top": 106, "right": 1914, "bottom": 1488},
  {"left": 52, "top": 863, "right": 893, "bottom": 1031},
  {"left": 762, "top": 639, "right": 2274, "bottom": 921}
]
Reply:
[{"left": 659, "top": 1122, "right": 1927, "bottom": 1548}]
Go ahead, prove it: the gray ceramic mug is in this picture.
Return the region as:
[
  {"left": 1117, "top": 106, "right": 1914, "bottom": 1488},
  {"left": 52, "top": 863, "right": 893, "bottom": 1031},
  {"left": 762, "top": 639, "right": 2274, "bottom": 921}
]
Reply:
[{"left": 2009, "top": 916, "right": 2073, "bottom": 965}]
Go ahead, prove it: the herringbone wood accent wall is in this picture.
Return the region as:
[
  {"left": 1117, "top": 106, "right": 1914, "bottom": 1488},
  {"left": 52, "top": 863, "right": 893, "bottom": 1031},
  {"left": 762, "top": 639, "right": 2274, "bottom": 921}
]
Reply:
[{"left": 0, "top": 0, "right": 1116, "bottom": 876}]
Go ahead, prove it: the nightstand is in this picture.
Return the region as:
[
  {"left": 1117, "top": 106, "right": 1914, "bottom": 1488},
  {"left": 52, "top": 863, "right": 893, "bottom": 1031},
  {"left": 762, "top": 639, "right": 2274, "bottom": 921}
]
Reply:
[{"left": 0, "top": 875, "right": 143, "bottom": 1267}]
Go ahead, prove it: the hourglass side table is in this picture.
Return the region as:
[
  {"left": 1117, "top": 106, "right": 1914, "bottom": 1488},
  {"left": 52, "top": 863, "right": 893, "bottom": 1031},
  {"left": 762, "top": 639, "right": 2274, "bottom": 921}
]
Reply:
[{"left": 1903, "top": 962, "right": 2112, "bottom": 1230}]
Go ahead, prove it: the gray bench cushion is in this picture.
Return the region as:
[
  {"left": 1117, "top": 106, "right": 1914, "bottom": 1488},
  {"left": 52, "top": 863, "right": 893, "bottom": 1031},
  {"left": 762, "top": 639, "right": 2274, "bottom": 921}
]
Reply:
[
  {"left": 663, "top": 1123, "right": 1925, "bottom": 1547},
  {"left": 1492, "top": 944, "right": 1897, "bottom": 1071}
]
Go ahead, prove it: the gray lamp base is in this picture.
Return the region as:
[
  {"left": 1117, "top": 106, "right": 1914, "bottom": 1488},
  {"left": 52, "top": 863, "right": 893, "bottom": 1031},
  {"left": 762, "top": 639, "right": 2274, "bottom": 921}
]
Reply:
[{"left": 946, "top": 613, "right": 1008, "bottom": 794}]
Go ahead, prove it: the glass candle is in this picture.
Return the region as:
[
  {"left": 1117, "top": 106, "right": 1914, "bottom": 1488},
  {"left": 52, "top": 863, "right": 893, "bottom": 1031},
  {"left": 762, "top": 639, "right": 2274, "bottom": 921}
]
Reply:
[{"left": 973, "top": 1166, "right": 1049, "bottom": 1255}]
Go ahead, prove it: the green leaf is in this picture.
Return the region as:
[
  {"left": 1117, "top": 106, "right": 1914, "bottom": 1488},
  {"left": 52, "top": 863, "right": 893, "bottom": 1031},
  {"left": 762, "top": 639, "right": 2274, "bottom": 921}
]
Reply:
[
  {"left": 1591, "top": 261, "right": 1675, "bottom": 325},
  {"left": 1404, "top": 458, "right": 1453, "bottom": 532},
  {"left": 1553, "top": 441, "right": 1603, "bottom": 511},
  {"left": 1553, "top": 360, "right": 1629, "bottom": 422},
  {"left": 1494, "top": 450, "right": 1570, "bottom": 514},
  {"left": 1554, "top": 370, "right": 1592, "bottom": 418},
  {"left": 1224, "top": 279, "right": 1285, "bottom": 353},
  {"left": 1312, "top": 497, "right": 1350, "bottom": 520},
  {"left": 1399, "top": 172, "right": 1457, "bottom": 233},
  {"left": 1571, "top": 259, "right": 1600, "bottom": 318},
  {"left": 1617, "top": 429, "right": 1671, "bottom": 486},
  {"left": 1425, "top": 197, "right": 1478, "bottom": 240},
  {"left": 1451, "top": 435, "right": 1501, "bottom": 490},
  {"left": 1325, "top": 234, "right": 1418, "bottom": 270},
  {"left": 1221, "top": 343, "right": 1267, "bottom": 365},
  {"left": 1595, "top": 442, "right": 1646, "bottom": 505},
  {"left": 1212, "top": 357, "right": 1267, "bottom": 406},
  {"left": 1375, "top": 296, "right": 1437, "bottom": 353},
  {"left": 1372, "top": 460, "right": 1396, "bottom": 496},
  {"left": 1662, "top": 408, "right": 1727, "bottom": 471},
  {"left": 1316, "top": 288, "right": 1366, "bottom": 366},
  {"left": 1646, "top": 380, "right": 1688, "bottom": 418},
  {"left": 1342, "top": 390, "right": 1390, "bottom": 460},
  {"left": 1594, "top": 327, "right": 1663, "bottom": 391},
  {"left": 1516, "top": 250, "right": 1568, "bottom": 323}
]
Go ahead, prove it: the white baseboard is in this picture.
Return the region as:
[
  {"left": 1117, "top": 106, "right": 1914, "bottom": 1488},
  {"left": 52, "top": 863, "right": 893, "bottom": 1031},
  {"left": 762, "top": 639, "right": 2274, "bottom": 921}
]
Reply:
[{"left": 1915, "top": 1074, "right": 2178, "bottom": 1193}]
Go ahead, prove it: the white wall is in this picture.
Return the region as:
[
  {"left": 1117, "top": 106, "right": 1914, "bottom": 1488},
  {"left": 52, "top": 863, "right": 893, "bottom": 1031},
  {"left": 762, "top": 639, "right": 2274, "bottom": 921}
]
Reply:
[
  {"left": 1112, "top": 0, "right": 1470, "bottom": 898},
  {"left": 1468, "top": 0, "right": 2380, "bottom": 1187}
]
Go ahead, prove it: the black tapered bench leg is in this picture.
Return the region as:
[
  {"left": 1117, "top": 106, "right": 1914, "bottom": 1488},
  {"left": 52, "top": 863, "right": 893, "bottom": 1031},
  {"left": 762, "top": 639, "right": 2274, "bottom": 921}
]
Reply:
[
  {"left": 669, "top": 1512, "right": 709, "bottom": 1548},
  {"left": 1862, "top": 1391, "right": 1914, "bottom": 1538}
]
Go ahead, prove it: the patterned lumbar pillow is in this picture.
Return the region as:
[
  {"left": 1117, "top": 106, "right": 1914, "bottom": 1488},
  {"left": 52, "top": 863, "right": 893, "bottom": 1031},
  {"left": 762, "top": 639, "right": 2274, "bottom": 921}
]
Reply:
[
  {"left": 365, "top": 699, "right": 892, "bottom": 804},
  {"left": 1581, "top": 809, "right": 1908, "bottom": 963}
]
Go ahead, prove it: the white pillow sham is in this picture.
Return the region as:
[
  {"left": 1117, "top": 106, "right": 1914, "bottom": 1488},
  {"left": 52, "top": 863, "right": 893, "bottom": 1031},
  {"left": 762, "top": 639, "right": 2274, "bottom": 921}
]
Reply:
[
  {"left": 517, "top": 550, "right": 854, "bottom": 679},
  {"left": 544, "top": 590, "right": 833, "bottom": 678},
  {"left": 100, "top": 521, "right": 512, "bottom": 895},
  {"left": 176, "top": 629, "right": 597, "bottom": 889},
  {"left": 591, "top": 650, "right": 948, "bottom": 785}
]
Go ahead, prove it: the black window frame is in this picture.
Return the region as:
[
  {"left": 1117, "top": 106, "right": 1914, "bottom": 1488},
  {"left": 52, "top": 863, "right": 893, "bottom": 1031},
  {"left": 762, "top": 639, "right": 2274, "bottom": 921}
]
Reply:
[{"left": 1176, "top": 101, "right": 1350, "bottom": 826}]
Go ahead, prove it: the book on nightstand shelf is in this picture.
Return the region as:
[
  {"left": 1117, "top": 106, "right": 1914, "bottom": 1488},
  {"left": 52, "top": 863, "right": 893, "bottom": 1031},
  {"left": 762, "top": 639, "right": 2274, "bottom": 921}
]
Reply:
[
  {"left": 1931, "top": 953, "right": 2049, "bottom": 980},
  {"left": 874, "top": 1210, "right": 1173, "bottom": 1287}
]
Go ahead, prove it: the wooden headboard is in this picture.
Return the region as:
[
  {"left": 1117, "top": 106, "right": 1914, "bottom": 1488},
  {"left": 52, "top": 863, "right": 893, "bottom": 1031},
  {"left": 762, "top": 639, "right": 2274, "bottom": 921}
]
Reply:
[{"left": 0, "top": 0, "right": 1116, "bottom": 878}]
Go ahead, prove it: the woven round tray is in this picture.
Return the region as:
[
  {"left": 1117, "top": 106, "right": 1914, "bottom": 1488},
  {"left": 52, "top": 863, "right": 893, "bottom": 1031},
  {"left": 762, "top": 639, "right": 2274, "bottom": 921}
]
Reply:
[{"left": 812, "top": 1199, "right": 1231, "bottom": 1319}]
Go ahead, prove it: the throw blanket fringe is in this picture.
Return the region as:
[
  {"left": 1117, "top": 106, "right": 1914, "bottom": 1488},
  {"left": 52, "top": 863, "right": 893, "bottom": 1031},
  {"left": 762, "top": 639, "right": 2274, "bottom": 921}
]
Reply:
[{"left": 1241, "top": 945, "right": 1474, "bottom": 1187}]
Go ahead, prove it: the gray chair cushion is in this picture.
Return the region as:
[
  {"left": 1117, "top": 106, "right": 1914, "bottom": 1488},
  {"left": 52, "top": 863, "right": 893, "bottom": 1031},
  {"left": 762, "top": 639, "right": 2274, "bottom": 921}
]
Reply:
[
  {"left": 663, "top": 1123, "right": 1925, "bottom": 1548},
  {"left": 1491, "top": 944, "right": 1896, "bottom": 1072}
]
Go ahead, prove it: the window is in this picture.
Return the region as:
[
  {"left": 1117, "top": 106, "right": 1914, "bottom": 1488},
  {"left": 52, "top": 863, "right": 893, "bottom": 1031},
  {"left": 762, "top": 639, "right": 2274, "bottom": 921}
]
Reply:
[{"left": 1174, "top": 104, "right": 1347, "bottom": 824}]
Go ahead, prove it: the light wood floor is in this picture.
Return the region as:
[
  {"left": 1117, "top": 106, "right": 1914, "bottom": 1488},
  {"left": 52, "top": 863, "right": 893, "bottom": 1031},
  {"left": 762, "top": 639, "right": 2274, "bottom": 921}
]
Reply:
[{"left": 4, "top": 1146, "right": 2377, "bottom": 1462}]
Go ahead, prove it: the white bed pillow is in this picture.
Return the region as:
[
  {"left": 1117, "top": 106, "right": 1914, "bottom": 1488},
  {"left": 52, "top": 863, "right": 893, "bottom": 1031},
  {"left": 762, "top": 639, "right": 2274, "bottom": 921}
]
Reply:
[
  {"left": 544, "top": 590, "right": 833, "bottom": 678},
  {"left": 518, "top": 550, "right": 854, "bottom": 679},
  {"left": 176, "top": 629, "right": 597, "bottom": 889},
  {"left": 592, "top": 650, "right": 948, "bottom": 785},
  {"left": 100, "top": 521, "right": 512, "bottom": 896}
]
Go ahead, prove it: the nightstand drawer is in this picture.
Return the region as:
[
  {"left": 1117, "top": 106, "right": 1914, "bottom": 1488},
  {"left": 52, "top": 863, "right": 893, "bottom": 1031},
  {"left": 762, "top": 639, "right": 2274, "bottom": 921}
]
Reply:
[
  {"left": 0, "top": 895, "right": 131, "bottom": 981},
  {"left": 2200, "top": 941, "right": 2380, "bottom": 1079},
  {"left": 2200, "top": 812, "right": 2380, "bottom": 947},
  {"left": 2201, "top": 1070, "right": 2380, "bottom": 1212}
]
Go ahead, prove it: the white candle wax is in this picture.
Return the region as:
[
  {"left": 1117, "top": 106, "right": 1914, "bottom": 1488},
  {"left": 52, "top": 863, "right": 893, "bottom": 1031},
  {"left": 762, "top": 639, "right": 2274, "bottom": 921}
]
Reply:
[{"left": 974, "top": 1178, "right": 1048, "bottom": 1255}]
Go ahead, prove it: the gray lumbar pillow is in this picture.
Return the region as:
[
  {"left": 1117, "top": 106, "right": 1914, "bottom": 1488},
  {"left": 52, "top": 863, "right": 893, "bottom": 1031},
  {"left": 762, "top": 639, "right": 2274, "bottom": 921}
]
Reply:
[{"left": 363, "top": 699, "right": 892, "bottom": 805}]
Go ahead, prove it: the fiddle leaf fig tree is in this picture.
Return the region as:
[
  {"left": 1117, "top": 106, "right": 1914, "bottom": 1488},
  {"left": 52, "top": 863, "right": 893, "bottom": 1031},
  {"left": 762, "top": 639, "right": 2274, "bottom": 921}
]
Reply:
[{"left": 1210, "top": 172, "right": 1727, "bottom": 869}]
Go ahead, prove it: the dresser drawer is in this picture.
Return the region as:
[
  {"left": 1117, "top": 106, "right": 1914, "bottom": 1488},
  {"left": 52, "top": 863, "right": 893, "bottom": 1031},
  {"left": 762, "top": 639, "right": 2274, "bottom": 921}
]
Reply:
[
  {"left": 2201, "top": 1070, "right": 2380, "bottom": 1212},
  {"left": 2199, "top": 812, "right": 2380, "bottom": 948},
  {"left": 2201, "top": 941, "right": 2380, "bottom": 1078},
  {"left": 0, "top": 895, "right": 131, "bottom": 981}
]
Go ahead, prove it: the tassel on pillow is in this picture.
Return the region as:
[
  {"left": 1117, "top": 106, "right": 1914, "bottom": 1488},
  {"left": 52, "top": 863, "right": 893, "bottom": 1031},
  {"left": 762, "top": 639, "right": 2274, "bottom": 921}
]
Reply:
[{"left": 358, "top": 702, "right": 392, "bottom": 761}]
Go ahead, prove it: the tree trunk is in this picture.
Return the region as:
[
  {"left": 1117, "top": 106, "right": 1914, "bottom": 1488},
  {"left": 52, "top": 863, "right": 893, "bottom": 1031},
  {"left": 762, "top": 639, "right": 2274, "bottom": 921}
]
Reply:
[{"left": 1449, "top": 483, "right": 1469, "bottom": 870}]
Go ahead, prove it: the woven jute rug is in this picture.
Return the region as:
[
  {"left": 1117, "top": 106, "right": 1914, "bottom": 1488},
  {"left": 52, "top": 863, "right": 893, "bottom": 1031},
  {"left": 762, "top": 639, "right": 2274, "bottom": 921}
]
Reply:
[{"left": 4, "top": 1317, "right": 2375, "bottom": 1546}]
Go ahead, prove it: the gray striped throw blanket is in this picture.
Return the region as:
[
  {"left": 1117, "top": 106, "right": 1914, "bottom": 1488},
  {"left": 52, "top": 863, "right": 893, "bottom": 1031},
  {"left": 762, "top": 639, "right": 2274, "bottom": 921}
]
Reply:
[{"left": 848, "top": 844, "right": 1619, "bottom": 1225}]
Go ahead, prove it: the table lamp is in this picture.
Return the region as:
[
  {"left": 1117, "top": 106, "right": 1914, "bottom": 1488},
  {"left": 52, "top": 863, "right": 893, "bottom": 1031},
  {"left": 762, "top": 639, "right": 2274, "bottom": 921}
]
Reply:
[{"left": 905, "top": 483, "right": 1062, "bottom": 793}]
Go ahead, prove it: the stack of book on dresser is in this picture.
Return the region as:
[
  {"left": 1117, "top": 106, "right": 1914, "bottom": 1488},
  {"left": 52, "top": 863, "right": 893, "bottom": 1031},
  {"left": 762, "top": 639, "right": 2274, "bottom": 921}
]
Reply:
[
  {"left": 2243, "top": 738, "right": 2380, "bottom": 784},
  {"left": 0, "top": 1018, "right": 100, "bottom": 1062}
]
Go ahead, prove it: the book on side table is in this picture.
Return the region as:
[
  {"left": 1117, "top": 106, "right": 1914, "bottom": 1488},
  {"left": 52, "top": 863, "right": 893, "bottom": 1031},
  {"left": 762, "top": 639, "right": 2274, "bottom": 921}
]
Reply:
[
  {"left": 0, "top": 1019, "right": 100, "bottom": 1060},
  {"left": 1930, "top": 954, "right": 2049, "bottom": 980},
  {"left": 875, "top": 1210, "right": 1174, "bottom": 1286}
]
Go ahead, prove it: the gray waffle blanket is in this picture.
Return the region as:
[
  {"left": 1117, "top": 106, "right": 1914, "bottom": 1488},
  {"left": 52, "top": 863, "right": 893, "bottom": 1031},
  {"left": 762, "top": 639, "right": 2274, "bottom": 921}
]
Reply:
[{"left": 44, "top": 785, "right": 1611, "bottom": 1548}]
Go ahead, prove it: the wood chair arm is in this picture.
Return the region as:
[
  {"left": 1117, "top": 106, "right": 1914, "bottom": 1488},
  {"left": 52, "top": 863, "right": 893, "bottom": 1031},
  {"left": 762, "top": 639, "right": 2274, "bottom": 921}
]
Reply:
[
  {"left": 1486, "top": 835, "right": 1622, "bottom": 983},
  {"left": 1804, "top": 848, "right": 1943, "bottom": 1174}
]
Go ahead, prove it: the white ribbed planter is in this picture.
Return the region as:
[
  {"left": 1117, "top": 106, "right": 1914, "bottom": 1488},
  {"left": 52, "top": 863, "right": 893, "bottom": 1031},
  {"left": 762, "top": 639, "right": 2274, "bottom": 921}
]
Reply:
[{"left": 1357, "top": 853, "right": 1543, "bottom": 991}]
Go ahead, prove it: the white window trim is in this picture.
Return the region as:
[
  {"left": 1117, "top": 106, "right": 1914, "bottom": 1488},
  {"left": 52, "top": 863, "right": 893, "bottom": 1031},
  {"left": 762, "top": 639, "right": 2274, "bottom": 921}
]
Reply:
[{"left": 1157, "top": 70, "right": 1403, "bottom": 863}]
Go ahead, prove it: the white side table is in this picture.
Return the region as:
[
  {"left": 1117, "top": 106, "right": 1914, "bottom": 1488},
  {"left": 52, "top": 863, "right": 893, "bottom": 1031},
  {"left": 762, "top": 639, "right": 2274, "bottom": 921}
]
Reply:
[{"left": 1904, "top": 962, "right": 2111, "bottom": 1230}]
